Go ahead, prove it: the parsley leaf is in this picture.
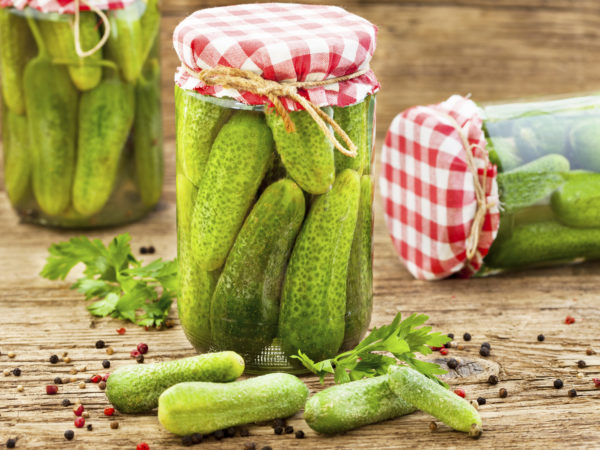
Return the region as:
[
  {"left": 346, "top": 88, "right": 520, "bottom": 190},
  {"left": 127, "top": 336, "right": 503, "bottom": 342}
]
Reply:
[
  {"left": 41, "top": 233, "right": 178, "bottom": 328},
  {"left": 292, "top": 312, "right": 451, "bottom": 387}
]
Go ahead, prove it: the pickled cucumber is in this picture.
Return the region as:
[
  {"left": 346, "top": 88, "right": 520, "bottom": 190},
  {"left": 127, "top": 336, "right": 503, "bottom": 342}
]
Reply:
[
  {"left": 190, "top": 111, "right": 274, "bottom": 271},
  {"left": 72, "top": 78, "right": 135, "bottom": 216},
  {"left": 551, "top": 173, "right": 600, "bottom": 228},
  {"left": 342, "top": 175, "right": 373, "bottom": 350},
  {"left": 210, "top": 179, "right": 305, "bottom": 356},
  {"left": 3, "top": 108, "right": 31, "bottom": 207},
  {"left": 569, "top": 118, "right": 600, "bottom": 171},
  {"left": 0, "top": 8, "right": 34, "bottom": 114},
  {"left": 279, "top": 169, "right": 361, "bottom": 362},
  {"left": 333, "top": 100, "right": 368, "bottom": 174},
  {"left": 106, "top": 2, "right": 144, "bottom": 82},
  {"left": 175, "top": 86, "right": 231, "bottom": 186},
  {"left": 486, "top": 137, "right": 522, "bottom": 172},
  {"left": 513, "top": 114, "right": 568, "bottom": 162},
  {"left": 38, "top": 12, "right": 103, "bottom": 91},
  {"left": 266, "top": 108, "right": 335, "bottom": 194}
]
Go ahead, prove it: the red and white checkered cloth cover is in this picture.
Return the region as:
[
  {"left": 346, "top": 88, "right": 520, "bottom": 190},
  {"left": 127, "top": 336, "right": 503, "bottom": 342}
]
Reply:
[
  {"left": 380, "top": 95, "right": 500, "bottom": 280},
  {"left": 0, "top": 0, "right": 135, "bottom": 13},
  {"left": 173, "top": 3, "right": 379, "bottom": 111}
]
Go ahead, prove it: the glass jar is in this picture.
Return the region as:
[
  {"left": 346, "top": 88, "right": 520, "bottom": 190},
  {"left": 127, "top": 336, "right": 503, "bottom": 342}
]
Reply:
[
  {"left": 176, "top": 89, "right": 376, "bottom": 373},
  {"left": 480, "top": 93, "right": 600, "bottom": 273},
  {"left": 0, "top": 0, "right": 163, "bottom": 228}
]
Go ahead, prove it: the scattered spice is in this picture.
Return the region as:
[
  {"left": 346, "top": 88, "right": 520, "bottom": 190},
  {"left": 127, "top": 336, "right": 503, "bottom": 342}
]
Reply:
[
  {"left": 592, "top": 378, "right": 600, "bottom": 388},
  {"left": 274, "top": 426, "right": 283, "bottom": 435},
  {"left": 95, "top": 340, "right": 105, "bottom": 349},
  {"left": 565, "top": 316, "right": 576, "bottom": 325},
  {"left": 488, "top": 375, "right": 499, "bottom": 385},
  {"left": 444, "top": 342, "right": 451, "bottom": 349},
  {"left": 453, "top": 388, "right": 466, "bottom": 398},
  {"left": 272, "top": 418, "right": 286, "bottom": 428},
  {"left": 136, "top": 444, "right": 150, "bottom": 450},
  {"left": 46, "top": 385, "right": 59, "bottom": 395},
  {"left": 130, "top": 350, "right": 141, "bottom": 359},
  {"left": 191, "top": 433, "right": 203, "bottom": 444},
  {"left": 225, "top": 427, "right": 236, "bottom": 438},
  {"left": 8, "top": 352, "right": 15, "bottom": 358},
  {"left": 568, "top": 389, "right": 577, "bottom": 398},
  {"left": 49, "top": 355, "right": 59, "bottom": 364},
  {"left": 447, "top": 333, "right": 454, "bottom": 339},
  {"left": 577, "top": 372, "right": 584, "bottom": 379},
  {"left": 554, "top": 379, "right": 564, "bottom": 389},
  {"left": 450, "top": 341, "right": 458, "bottom": 348},
  {"left": 586, "top": 348, "right": 596, "bottom": 356},
  {"left": 12, "top": 368, "right": 21, "bottom": 377},
  {"left": 69, "top": 377, "right": 78, "bottom": 383},
  {"left": 284, "top": 425, "right": 294, "bottom": 434},
  {"left": 137, "top": 343, "right": 149, "bottom": 354},
  {"left": 3, "top": 369, "right": 10, "bottom": 376},
  {"left": 54, "top": 377, "right": 63, "bottom": 385},
  {"left": 457, "top": 344, "right": 465, "bottom": 350},
  {"left": 165, "top": 319, "right": 175, "bottom": 328},
  {"left": 243, "top": 443, "right": 256, "bottom": 450},
  {"left": 110, "top": 421, "right": 119, "bottom": 430},
  {"left": 213, "top": 429, "right": 224, "bottom": 440},
  {"left": 64, "top": 430, "right": 74, "bottom": 441},
  {"left": 104, "top": 407, "right": 115, "bottom": 416},
  {"left": 295, "top": 430, "right": 305, "bottom": 439},
  {"left": 261, "top": 446, "right": 273, "bottom": 450},
  {"left": 6, "top": 438, "right": 16, "bottom": 448},
  {"left": 82, "top": 412, "right": 90, "bottom": 419},
  {"left": 148, "top": 246, "right": 156, "bottom": 254},
  {"left": 64, "top": 357, "right": 72, "bottom": 364},
  {"left": 181, "top": 435, "right": 194, "bottom": 447},
  {"left": 477, "top": 397, "right": 486, "bottom": 405},
  {"left": 78, "top": 382, "right": 86, "bottom": 389},
  {"left": 102, "top": 360, "right": 111, "bottom": 369},
  {"left": 136, "top": 354, "right": 144, "bottom": 364},
  {"left": 537, "top": 334, "right": 545, "bottom": 342},
  {"left": 16, "top": 385, "right": 23, "bottom": 392},
  {"left": 463, "top": 333, "right": 472, "bottom": 341},
  {"left": 62, "top": 352, "right": 69, "bottom": 358},
  {"left": 99, "top": 381, "right": 107, "bottom": 390},
  {"left": 140, "top": 246, "right": 148, "bottom": 254},
  {"left": 69, "top": 368, "right": 78, "bottom": 375},
  {"left": 87, "top": 424, "right": 93, "bottom": 431},
  {"left": 577, "top": 360, "right": 587, "bottom": 369},
  {"left": 470, "top": 400, "right": 479, "bottom": 410},
  {"left": 429, "top": 421, "right": 437, "bottom": 432},
  {"left": 90, "top": 375, "right": 101, "bottom": 383},
  {"left": 447, "top": 358, "right": 459, "bottom": 370},
  {"left": 239, "top": 429, "right": 250, "bottom": 437},
  {"left": 481, "top": 342, "right": 491, "bottom": 349},
  {"left": 116, "top": 328, "right": 126, "bottom": 335},
  {"left": 106, "top": 347, "right": 114, "bottom": 355},
  {"left": 73, "top": 405, "right": 84, "bottom": 416},
  {"left": 499, "top": 388, "right": 508, "bottom": 398},
  {"left": 479, "top": 347, "right": 490, "bottom": 357},
  {"left": 102, "top": 373, "right": 110, "bottom": 382},
  {"left": 62, "top": 399, "right": 71, "bottom": 407},
  {"left": 440, "top": 348, "right": 449, "bottom": 356},
  {"left": 74, "top": 417, "right": 85, "bottom": 428}
]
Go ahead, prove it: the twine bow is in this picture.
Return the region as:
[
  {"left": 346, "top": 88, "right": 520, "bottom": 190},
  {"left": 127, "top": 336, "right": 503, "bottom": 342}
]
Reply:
[
  {"left": 423, "top": 108, "right": 495, "bottom": 261},
  {"left": 73, "top": 0, "right": 111, "bottom": 58},
  {"left": 184, "top": 65, "right": 371, "bottom": 157}
]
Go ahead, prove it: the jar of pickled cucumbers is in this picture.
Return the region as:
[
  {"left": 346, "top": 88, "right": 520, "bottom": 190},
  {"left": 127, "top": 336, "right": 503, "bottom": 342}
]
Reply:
[
  {"left": 173, "top": 3, "right": 379, "bottom": 372},
  {"left": 381, "top": 93, "right": 600, "bottom": 279},
  {"left": 0, "top": 0, "right": 163, "bottom": 228}
]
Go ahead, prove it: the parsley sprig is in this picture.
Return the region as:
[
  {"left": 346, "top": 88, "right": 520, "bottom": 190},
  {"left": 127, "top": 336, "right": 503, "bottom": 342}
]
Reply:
[
  {"left": 41, "top": 233, "right": 178, "bottom": 328},
  {"left": 293, "top": 313, "right": 451, "bottom": 386}
]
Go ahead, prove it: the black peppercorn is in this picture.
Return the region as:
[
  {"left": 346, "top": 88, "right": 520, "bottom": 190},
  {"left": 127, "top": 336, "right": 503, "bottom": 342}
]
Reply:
[
  {"left": 136, "top": 354, "right": 144, "bottom": 364},
  {"left": 477, "top": 397, "right": 486, "bottom": 405},
  {"left": 191, "top": 433, "right": 202, "bottom": 444},
  {"left": 554, "top": 379, "right": 563, "bottom": 389},
  {"left": 181, "top": 435, "right": 193, "bottom": 447},
  {"left": 444, "top": 342, "right": 451, "bottom": 349},
  {"left": 148, "top": 246, "right": 155, "bottom": 254},
  {"left": 243, "top": 444, "right": 256, "bottom": 450},
  {"left": 447, "top": 358, "right": 459, "bottom": 370},
  {"left": 537, "top": 334, "right": 545, "bottom": 342},
  {"left": 488, "top": 375, "right": 499, "bottom": 385},
  {"left": 12, "top": 368, "right": 21, "bottom": 376},
  {"left": 49, "top": 354, "right": 59, "bottom": 364},
  {"left": 274, "top": 426, "right": 283, "bottom": 435},
  {"left": 225, "top": 427, "right": 236, "bottom": 438},
  {"left": 272, "top": 418, "right": 286, "bottom": 428},
  {"left": 479, "top": 347, "right": 490, "bottom": 357},
  {"left": 463, "top": 333, "right": 472, "bottom": 341},
  {"left": 140, "top": 247, "right": 148, "bottom": 254},
  {"left": 62, "top": 398, "right": 71, "bottom": 407},
  {"left": 499, "top": 388, "right": 508, "bottom": 398},
  {"left": 86, "top": 424, "right": 93, "bottom": 431},
  {"left": 213, "top": 429, "right": 224, "bottom": 440},
  {"left": 95, "top": 340, "right": 105, "bottom": 349},
  {"left": 64, "top": 430, "right": 74, "bottom": 440},
  {"left": 295, "top": 430, "right": 305, "bottom": 439},
  {"left": 284, "top": 425, "right": 294, "bottom": 434},
  {"left": 481, "top": 342, "right": 491, "bottom": 350},
  {"left": 261, "top": 447, "right": 273, "bottom": 450},
  {"left": 447, "top": 333, "right": 454, "bottom": 339},
  {"left": 54, "top": 377, "right": 63, "bottom": 385},
  {"left": 6, "top": 439, "right": 16, "bottom": 449},
  {"left": 568, "top": 389, "right": 577, "bottom": 398},
  {"left": 102, "top": 360, "right": 111, "bottom": 369},
  {"left": 577, "top": 360, "right": 586, "bottom": 369},
  {"left": 239, "top": 429, "right": 250, "bottom": 437}
]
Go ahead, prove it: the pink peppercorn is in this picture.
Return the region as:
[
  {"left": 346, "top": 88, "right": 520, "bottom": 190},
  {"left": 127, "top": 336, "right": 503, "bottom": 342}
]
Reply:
[
  {"left": 593, "top": 378, "right": 600, "bottom": 388},
  {"left": 440, "top": 348, "right": 449, "bottom": 356},
  {"left": 565, "top": 316, "right": 576, "bottom": 325},
  {"left": 74, "top": 417, "right": 85, "bottom": 428},
  {"left": 46, "top": 385, "right": 59, "bottom": 395},
  {"left": 90, "top": 375, "right": 101, "bottom": 383},
  {"left": 104, "top": 407, "right": 115, "bottom": 416},
  {"left": 102, "top": 373, "right": 110, "bottom": 382},
  {"left": 116, "top": 327, "right": 126, "bottom": 335},
  {"left": 130, "top": 349, "right": 140, "bottom": 358},
  {"left": 454, "top": 388, "right": 466, "bottom": 398},
  {"left": 137, "top": 444, "right": 150, "bottom": 450},
  {"left": 137, "top": 343, "right": 149, "bottom": 354},
  {"left": 73, "top": 404, "right": 84, "bottom": 416}
]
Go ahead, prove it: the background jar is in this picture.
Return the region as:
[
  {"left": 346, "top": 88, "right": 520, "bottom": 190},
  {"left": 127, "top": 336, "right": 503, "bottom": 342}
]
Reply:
[
  {"left": 0, "top": 0, "right": 163, "bottom": 228},
  {"left": 176, "top": 89, "right": 376, "bottom": 373}
]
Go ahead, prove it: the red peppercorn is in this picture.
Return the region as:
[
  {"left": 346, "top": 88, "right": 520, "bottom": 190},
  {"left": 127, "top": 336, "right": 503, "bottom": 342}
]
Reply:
[
  {"left": 102, "top": 373, "right": 110, "bottom": 382},
  {"left": 130, "top": 349, "right": 141, "bottom": 358},
  {"left": 74, "top": 417, "right": 85, "bottom": 428},
  {"left": 440, "top": 348, "right": 449, "bottom": 356},
  {"left": 46, "top": 385, "right": 59, "bottom": 395},
  {"left": 137, "top": 343, "right": 149, "bottom": 354},
  {"left": 104, "top": 407, "right": 115, "bottom": 416},
  {"left": 137, "top": 444, "right": 150, "bottom": 450},
  {"left": 565, "top": 316, "right": 576, "bottom": 325},
  {"left": 73, "top": 405, "right": 85, "bottom": 416},
  {"left": 90, "top": 375, "right": 102, "bottom": 384},
  {"left": 430, "top": 346, "right": 442, "bottom": 351},
  {"left": 116, "top": 327, "right": 126, "bottom": 335},
  {"left": 593, "top": 378, "right": 600, "bottom": 388},
  {"left": 454, "top": 388, "right": 466, "bottom": 398}
]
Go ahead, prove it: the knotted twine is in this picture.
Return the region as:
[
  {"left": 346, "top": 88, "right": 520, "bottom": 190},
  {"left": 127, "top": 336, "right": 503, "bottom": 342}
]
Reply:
[
  {"left": 421, "top": 107, "right": 495, "bottom": 262},
  {"left": 184, "top": 65, "right": 371, "bottom": 157},
  {"left": 73, "top": 0, "right": 111, "bottom": 58}
]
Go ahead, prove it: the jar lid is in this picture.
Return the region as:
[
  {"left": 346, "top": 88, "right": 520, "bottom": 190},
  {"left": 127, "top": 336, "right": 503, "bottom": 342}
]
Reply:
[
  {"left": 173, "top": 3, "right": 379, "bottom": 111},
  {"left": 0, "top": 0, "right": 136, "bottom": 13},
  {"left": 380, "top": 95, "right": 501, "bottom": 280}
]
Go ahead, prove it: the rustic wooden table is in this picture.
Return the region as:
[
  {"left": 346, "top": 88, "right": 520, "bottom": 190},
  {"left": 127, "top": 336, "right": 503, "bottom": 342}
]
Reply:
[{"left": 2, "top": 1, "right": 600, "bottom": 448}]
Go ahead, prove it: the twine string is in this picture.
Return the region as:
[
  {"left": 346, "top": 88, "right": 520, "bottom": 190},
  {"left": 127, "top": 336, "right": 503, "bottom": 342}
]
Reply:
[
  {"left": 73, "top": 0, "right": 111, "bottom": 58},
  {"left": 184, "top": 65, "right": 371, "bottom": 157}
]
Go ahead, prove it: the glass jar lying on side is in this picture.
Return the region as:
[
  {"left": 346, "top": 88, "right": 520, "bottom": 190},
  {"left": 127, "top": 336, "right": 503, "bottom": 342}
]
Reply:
[
  {"left": 0, "top": 0, "right": 163, "bottom": 228},
  {"left": 481, "top": 93, "right": 600, "bottom": 272},
  {"left": 176, "top": 89, "right": 376, "bottom": 373}
]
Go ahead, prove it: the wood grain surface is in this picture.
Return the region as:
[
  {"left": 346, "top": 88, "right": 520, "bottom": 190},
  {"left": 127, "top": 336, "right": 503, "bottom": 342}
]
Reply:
[{"left": 2, "top": 1, "right": 600, "bottom": 449}]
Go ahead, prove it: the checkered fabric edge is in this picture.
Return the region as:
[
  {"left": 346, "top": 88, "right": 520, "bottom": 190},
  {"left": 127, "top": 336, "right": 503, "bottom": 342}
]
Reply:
[{"left": 0, "top": 0, "right": 135, "bottom": 14}]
